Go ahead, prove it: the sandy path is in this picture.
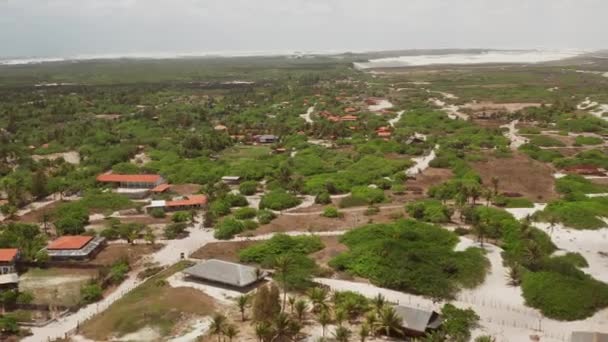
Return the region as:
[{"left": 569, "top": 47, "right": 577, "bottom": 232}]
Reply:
[
  {"left": 501, "top": 120, "right": 529, "bottom": 150},
  {"left": 429, "top": 98, "right": 469, "bottom": 120},
  {"left": 405, "top": 145, "right": 438, "bottom": 176},
  {"left": 24, "top": 215, "right": 216, "bottom": 342},
  {"left": 388, "top": 110, "right": 405, "bottom": 127},
  {"left": 300, "top": 106, "right": 315, "bottom": 124}
]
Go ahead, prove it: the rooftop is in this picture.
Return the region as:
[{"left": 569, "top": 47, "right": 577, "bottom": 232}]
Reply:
[
  {"left": 46, "top": 236, "right": 106, "bottom": 258},
  {"left": 48, "top": 236, "right": 93, "bottom": 250},
  {"left": 167, "top": 195, "right": 207, "bottom": 207},
  {"left": 393, "top": 305, "right": 442, "bottom": 333},
  {"left": 184, "top": 259, "right": 265, "bottom": 287},
  {"left": 97, "top": 173, "right": 163, "bottom": 183},
  {"left": 151, "top": 183, "right": 171, "bottom": 193},
  {"left": 0, "top": 249, "right": 18, "bottom": 263}
]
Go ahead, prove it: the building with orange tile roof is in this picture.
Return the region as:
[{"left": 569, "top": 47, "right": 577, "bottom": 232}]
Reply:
[
  {"left": 0, "top": 249, "right": 19, "bottom": 288},
  {"left": 340, "top": 115, "right": 358, "bottom": 122},
  {"left": 146, "top": 195, "right": 208, "bottom": 212},
  {"left": 96, "top": 173, "right": 165, "bottom": 188},
  {"left": 45, "top": 235, "right": 106, "bottom": 260},
  {"left": 344, "top": 107, "right": 358, "bottom": 114}
]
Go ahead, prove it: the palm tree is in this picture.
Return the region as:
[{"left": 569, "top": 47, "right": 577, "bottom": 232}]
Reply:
[
  {"left": 254, "top": 321, "right": 272, "bottom": 342},
  {"left": 223, "top": 324, "right": 238, "bottom": 342},
  {"left": 288, "top": 296, "right": 296, "bottom": 314},
  {"left": 483, "top": 188, "right": 493, "bottom": 207},
  {"left": 377, "top": 306, "right": 403, "bottom": 338},
  {"left": 236, "top": 294, "right": 250, "bottom": 321},
  {"left": 317, "top": 309, "right": 331, "bottom": 338},
  {"left": 210, "top": 313, "right": 227, "bottom": 342},
  {"left": 523, "top": 241, "right": 543, "bottom": 270},
  {"left": 333, "top": 325, "right": 351, "bottom": 342},
  {"left": 294, "top": 299, "right": 308, "bottom": 322},
  {"left": 274, "top": 255, "right": 292, "bottom": 312},
  {"left": 334, "top": 308, "right": 346, "bottom": 326},
  {"left": 272, "top": 312, "right": 292, "bottom": 341},
  {"left": 364, "top": 311, "right": 377, "bottom": 334},
  {"left": 473, "top": 219, "right": 487, "bottom": 247},
  {"left": 506, "top": 264, "right": 523, "bottom": 287},
  {"left": 359, "top": 323, "right": 370, "bottom": 342},
  {"left": 307, "top": 287, "right": 329, "bottom": 313},
  {"left": 371, "top": 293, "right": 386, "bottom": 314}
]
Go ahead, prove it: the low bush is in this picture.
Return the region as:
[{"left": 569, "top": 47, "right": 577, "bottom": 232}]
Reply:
[
  {"left": 321, "top": 206, "right": 342, "bottom": 218},
  {"left": 225, "top": 193, "right": 249, "bottom": 207},
  {"left": 214, "top": 218, "right": 245, "bottom": 240},
  {"left": 314, "top": 191, "right": 331, "bottom": 205},
  {"left": 257, "top": 209, "right": 277, "bottom": 224},
  {"left": 406, "top": 199, "right": 452, "bottom": 223},
  {"left": 239, "top": 181, "right": 259, "bottom": 195},
  {"left": 364, "top": 205, "right": 380, "bottom": 216},
  {"left": 80, "top": 282, "right": 103, "bottom": 304},
  {"left": 172, "top": 211, "right": 190, "bottom": 223},
  {"left": 504, "top": 198, "right": 534, "bottom": 208},
  {"left": 149, "top": 208, "right": 166, "bottom": 219},
  {"left": 574, "top": 136, "right": 603, "bottom": 146},
  {"left": 164, "top": 222, "right": 188, "bottom": 239},
  {"left": 234, "top": 207, "right": 257, "bottom": 220},
  {"left": 259, "top": 190, "right": 301, "bottom": 211}
]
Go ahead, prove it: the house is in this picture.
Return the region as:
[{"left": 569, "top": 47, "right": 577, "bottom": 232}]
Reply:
[
  {"left": 571, "top": 332, "right": 608, "bottom": 342},
  {"left": 221, "top": 176, "right": 241, "bottom": 185},
  {"left": 214, "top": 124, "right": 228, "bottom": 131},
  {"left": 97, "top": 173, "right": 165, "bottom": 189},
  {"left": 344, "top": 107, "right": 357, "bottom": 114},
  {"left": 45, "top": 236, "right": 106, "bottom": 260},
  {"left": 393, "top": 305, "right": 442, "bottom": 337},
  {"left": 151, "top": 183, "right": 171, "bottom": 194},
  {"left": 340, "top": 115, "right": 358, "bottom": 122},
  {"left": 183, "top": 259, "right": 266, "bottom": 289},
  {"left": 0, "top": 249, "right": 19, "bottom": 289},
  {"left": 256, "top": 135, "right": 279, "bottom": 144},
  {"left": 146, "top": 195, "right": 208, "bottom": 212}
]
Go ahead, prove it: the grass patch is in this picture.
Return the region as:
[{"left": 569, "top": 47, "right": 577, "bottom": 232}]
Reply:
[{"left": 80, "top": 261, "right": 215, "bottom": 340}]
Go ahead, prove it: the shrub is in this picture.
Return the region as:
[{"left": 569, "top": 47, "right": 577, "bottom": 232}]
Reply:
[
  {"left": 521, "top": 271, "right": 608, "bottom": 320},
  {"left": 391, "top": 184, "right": 406, "bottom": 195},
  {"left": 339, "top": 196, "right": 368, "bottom": 208},
  {"left": 234, "top": 207, "right": 257, "bottom": 220},
  {"left": 80, "top": 282, "right": 103, "bottom": 304},
  {"left": 259, "top": 190, "right": 301, "bottom": 211},
  {"left": 528, "top": 135, "right": 565, "bottom": 147},
  {"left": 504, "top": 198, "right": 534, "bottom": 208},
  {"left": 351, "top": 186, "right": 386, "bottom": 204},
  {"left": 242, "top": 219, "right": 259, "bottom": 230},
  {"left": 239, "top": 181, "right": 258, "bottom": 196},
  {"left": 108, "top": 260, "right": 130, "bottom": 285},
  {"left": 321, "top": 206, "right": 342, "bottom": 218},
  {"left": 226, "top": 193, "right": 249, "bottom": 207},
  {"left": 54, "top": 202, "right": 89, "bottom": 235},
  {"left": 314, "top": 191, "right": 332, "bottom": 205},
  {"left": 172, "top": 211, "right": 190, "bottom": 223},
  {"left": 214, "top": 218, "right": 245, "bottom": 240},
  {"left": 374, "top": 178, "right": 392, "bottom": 190},
  {"left": 209, "top": 199, "right": 231, "bottom": 218},
  {"left": 364, "top": 205, "right": 380, "bottom": 216},
  {"left": 149, "top": 208, "right": 166, "bottom": 218},
  {"left": 257, "top": 209, "right": 277, "bottom": 224},
  {"left": 330, "top": 220, "right": 489, "bottom": 299},
  {"left": 164, "top": 222, "right": 188, "bottom": 239},
  {"left": 574, "top": 136, "right": 603, "bottom": 146},
  {"left": 406, "top": 200, "right": 452, "bottom": 223}
]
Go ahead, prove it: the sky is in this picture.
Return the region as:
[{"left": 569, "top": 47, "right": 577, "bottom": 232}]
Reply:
[{"left": 0, "top": 0, "right": 606, "bottom": 58}]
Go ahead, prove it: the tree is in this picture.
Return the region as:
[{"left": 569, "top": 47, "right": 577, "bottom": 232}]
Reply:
[
  {"left": 272, "top": 312, "right": 293, "bottom": 341},
  {"left": 472, "top": 218, "right": 487, "bottom": 247},
  {"left": 31, "top": 169, "right": 48, "bottom": 200},
  {"left": 377, "top": 306, "right": 403, "bottom": 338},
  {"left": 253, "top": 284, "right": 281, "bottom": 322},
  {"left": 506, "top": 263, "right": 523, "bottom": 287},
  {"left": 317, "top": 309, "right": 331, "bottom": 338},
  {"left": 307, "top": 287, "right": 329, "bottom": 313},
  {"left": 359, "top": 323, "right": 370, "bottom": 342},
  {"left": 288, "top": 296, "right": 296, "bottom": 314},
  {"left": 491, "top": 176, "right": 500, "bottom": 196},
  {"left": 254, "top": 321, "right": 272, "bottom": 342},
  {"left": 294, "top": 299, "right": 308, "bottom": 322},
  {"left": 144, "top": 227, "right": 156, "bottom": 245},
  {"left": 210, "top": 313, "right": 227, "bottom": 342},
  {"left": 274, "top": 255, "right": 292, "bottom": 312},
  {"left": 372, "top": 293, "right": 386, "bottom": 314},
  {"left": 440, "top": 304, "right": 479, "bottom": 341},
  {"left": 223, "top": 324, "right": 239, "bottom": 342},
  {"left": 334, "top": 308, "right": 347, "bottom": 326},
  {"left": 333, "top": 325, "right": 351, "bottom": 342},
  {"left": 236, "top": 294, "right": 250, "bottom": 321}
]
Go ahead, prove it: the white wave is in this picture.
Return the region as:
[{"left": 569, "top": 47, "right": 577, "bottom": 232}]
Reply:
[{"left": 355, "top": 50, "right": 587, "bottom": 69}]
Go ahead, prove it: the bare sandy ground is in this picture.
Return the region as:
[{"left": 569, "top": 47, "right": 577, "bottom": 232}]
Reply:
[{"left": 32, "top": 151, "right": 80, "bottom": 165}]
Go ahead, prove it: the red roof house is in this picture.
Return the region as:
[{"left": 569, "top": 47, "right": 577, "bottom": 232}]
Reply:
[
  {"left": 97, "top": 173, "right": 165, "bottom": 189},
  {"left": 46, "top": 235, "right": 106, "bottom": 260},
  {"left": 0, "top": 249, "right": 19, "bottom": 264}
]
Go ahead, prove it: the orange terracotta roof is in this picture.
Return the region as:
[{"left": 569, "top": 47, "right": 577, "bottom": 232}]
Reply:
[
  {"left": 151, "top": 183, "right": 171, "bottom": 193},
  {"left": 97, "top": 174, "right": 162, "bottom": 183},
  {"left": 0, "top": 249, "right": 18, "bottom": 262},
  {"left": 344, "top": 107, "right": 357, "bottom": 113},
  {"left": 166, "top": 195, "right": 208, "bottom": 207},
  {"left": 377, "top": 132, "right": 392, "bottom": 137},
  {"left": 48, "top": 236, "right": 93, "bottom": 250},
  {"left": 340, "top": 115, "right": 358, "bottom": 121}
]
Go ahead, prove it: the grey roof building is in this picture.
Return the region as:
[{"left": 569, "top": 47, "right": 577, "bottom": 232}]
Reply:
[
  {"left": 184, "top": 259, "right": 265, "bottom": 288},
  {"left": 572, "top": 332, "right": 608, "bottom": 342},
  {"left": 393, "top": 305, "right": 442, "bottom": 336}
]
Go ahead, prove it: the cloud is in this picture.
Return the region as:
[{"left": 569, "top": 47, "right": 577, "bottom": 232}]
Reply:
[{"left": 0, "top": 0, "right": 606, "bottom": 57}]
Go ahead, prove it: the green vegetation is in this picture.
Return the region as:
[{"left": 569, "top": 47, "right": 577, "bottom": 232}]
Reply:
[
  {"left": 330, "top": 220, "right": 489, "bottom": 300},
  {"left": 321, "top": 206, "right": 342, "bottom": 218},
  {"left": 527, "top": 135, "right": 565, "bottom": 147},
  {"left": 239, "top": 181, "right": 259, "bottom": 195},
  {"left": 574, "top": 136, "right": 603, "bottom": 146},
  {"left": 239, "top": 234, "right": 324, "bottom": 290},
  {"left": 259, "top": 190, "right": 301, "bottom": 211},
  {"left": 405, "top": 199, "right": 452, "bottom": 223}
]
